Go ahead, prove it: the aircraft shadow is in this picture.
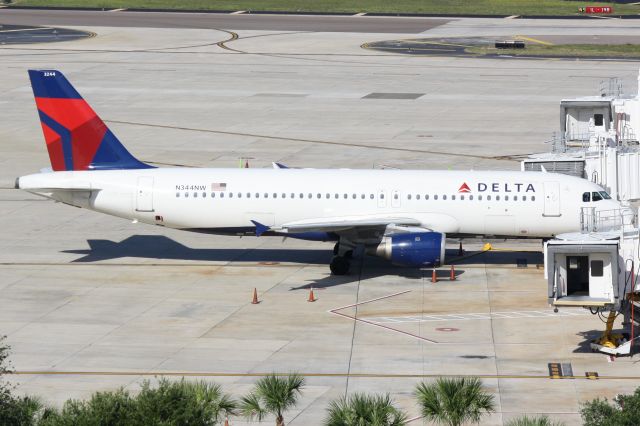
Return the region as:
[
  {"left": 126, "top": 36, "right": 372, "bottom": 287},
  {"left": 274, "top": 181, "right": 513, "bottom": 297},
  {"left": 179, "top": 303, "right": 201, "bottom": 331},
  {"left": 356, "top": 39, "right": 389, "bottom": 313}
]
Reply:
[{"left": 63, "top": 235, "right": 330, "bottom": 265}]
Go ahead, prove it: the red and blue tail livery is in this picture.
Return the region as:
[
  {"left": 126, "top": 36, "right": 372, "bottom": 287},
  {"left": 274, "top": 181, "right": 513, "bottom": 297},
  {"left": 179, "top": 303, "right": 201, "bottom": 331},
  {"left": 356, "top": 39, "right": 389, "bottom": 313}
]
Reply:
[{"left": 28, "top": 69, "right": 152, "bottom": 171}]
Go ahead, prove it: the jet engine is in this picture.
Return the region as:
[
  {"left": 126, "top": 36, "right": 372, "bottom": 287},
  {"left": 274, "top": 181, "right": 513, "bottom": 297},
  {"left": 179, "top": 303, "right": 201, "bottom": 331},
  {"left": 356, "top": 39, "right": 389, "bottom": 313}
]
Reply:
[{"left": 370, "top": 231, "right": 445, "bottom": 267}]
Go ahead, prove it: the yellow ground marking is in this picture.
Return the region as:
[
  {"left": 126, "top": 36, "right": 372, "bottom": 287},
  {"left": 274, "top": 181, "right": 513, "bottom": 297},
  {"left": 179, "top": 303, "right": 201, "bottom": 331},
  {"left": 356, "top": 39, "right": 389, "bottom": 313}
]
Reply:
[
  {"left": 10, "top": 371, "right": 640, "bottom": 380},
  {"left": 515, "top": 35, "right": 554, "bottom": 46}
]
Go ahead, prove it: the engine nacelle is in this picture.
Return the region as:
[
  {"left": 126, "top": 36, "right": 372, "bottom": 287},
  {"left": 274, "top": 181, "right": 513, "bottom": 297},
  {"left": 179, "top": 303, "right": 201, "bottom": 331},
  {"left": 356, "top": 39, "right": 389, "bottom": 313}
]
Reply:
[{"left": 371, "top": 232, "right": 445, "bottom": 267}]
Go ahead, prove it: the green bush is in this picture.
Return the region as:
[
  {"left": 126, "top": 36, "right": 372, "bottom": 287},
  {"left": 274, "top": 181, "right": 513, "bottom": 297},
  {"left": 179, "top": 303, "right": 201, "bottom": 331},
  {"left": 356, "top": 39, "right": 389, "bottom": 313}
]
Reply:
[
  {"left": 581, "top": 387, "right": 640, "bottom": 426},
  {"left": 40, "top": 378, "right": 237, "bottom": 426},
  {"left": 325, "top": 392, "right": 407, "bottom": 426},
  {"left": 505, "top": 415, "right": 565, "bottom": 426}
]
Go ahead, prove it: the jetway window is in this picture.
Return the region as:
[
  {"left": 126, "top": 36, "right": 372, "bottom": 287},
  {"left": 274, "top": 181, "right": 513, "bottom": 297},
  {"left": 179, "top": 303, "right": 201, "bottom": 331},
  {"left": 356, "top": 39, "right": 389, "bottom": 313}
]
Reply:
[
  {"left": 583, "top": 192, "right": 590, "bottom": 202},
  {"left": 594, "top": 114, "right": 604, "bottom": 127},
  {"left": 591, "top": 260, "right": 604, "bottom": 277},
  {"left": 592, "top": 192, "right": 603, "bottom": 202}
]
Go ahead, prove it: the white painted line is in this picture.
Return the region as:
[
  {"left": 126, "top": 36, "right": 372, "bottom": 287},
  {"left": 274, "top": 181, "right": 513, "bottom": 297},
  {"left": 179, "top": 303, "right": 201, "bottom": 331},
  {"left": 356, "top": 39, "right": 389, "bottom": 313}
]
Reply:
[
  {"left": 230, "top": 10, "right": 246, "bottom": 15},
  {"left": 504, "top": 15, "right": 520, "bottom": 19},
  {"left": 353, "top": 12, "right": 367, "bottom": 17},
  {"left": 109, "top": 8, "right": 127, "bottom": 12}
]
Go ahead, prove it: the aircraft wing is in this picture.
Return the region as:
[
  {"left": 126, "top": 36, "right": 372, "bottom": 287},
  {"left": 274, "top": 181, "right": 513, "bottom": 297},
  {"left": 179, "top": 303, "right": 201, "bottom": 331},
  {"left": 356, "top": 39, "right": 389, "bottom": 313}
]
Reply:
[{"left": 276, "top": 216, "right": 422, "bottom": 233}]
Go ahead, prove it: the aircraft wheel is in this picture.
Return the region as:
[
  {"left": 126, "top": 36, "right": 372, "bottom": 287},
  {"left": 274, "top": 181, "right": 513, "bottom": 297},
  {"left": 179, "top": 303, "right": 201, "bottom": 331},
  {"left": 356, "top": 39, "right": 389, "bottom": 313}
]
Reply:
[
  {"left": 333, "top": 242, "right": 340, "bottom": 255},
  {"left": 330, "top": 256, "right": 350, "bottom": 275}
]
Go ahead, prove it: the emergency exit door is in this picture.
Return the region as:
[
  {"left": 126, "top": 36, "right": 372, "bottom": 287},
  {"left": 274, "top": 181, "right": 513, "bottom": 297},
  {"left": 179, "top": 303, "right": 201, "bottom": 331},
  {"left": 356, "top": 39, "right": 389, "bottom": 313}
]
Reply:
[
  {"left": 543, "top": 181, "right": 561, "bottom": 217},
  {"left": 136, "top": 176, "right": 154, "bottom": 212}
]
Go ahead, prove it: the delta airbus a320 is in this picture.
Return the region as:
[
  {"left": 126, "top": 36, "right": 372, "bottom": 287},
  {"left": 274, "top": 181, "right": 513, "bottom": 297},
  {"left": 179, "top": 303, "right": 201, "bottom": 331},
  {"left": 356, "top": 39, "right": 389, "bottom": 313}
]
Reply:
[{"left": 17, "top": 70, "right": 624, "bottom": 275}]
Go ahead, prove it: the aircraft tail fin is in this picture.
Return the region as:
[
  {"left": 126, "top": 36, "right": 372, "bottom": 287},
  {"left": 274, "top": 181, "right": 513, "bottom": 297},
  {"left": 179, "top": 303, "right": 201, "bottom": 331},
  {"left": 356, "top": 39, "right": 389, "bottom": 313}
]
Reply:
[{"left": 28, "top": 69, "right": 152, "bottom": 171}]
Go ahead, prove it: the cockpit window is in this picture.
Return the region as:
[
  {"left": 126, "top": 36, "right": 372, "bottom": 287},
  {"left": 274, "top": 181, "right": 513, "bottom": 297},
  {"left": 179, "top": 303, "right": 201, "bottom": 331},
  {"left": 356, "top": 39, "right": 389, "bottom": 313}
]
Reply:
[
  {"left": 582, "top": 192, "right": 590, "bottom": 202},
  {"left": 592, "top": 192, "right": 603, "bottom": 202},
  {"left": 599, "top": 191, "right": 612, "bottom": 200}
]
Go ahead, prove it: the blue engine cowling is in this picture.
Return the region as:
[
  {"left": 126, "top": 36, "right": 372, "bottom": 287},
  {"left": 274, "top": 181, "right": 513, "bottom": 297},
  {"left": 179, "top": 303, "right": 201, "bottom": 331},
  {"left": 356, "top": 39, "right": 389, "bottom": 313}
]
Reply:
[{"left": 372, "top": 232, "right": 445, "bottom": 267}]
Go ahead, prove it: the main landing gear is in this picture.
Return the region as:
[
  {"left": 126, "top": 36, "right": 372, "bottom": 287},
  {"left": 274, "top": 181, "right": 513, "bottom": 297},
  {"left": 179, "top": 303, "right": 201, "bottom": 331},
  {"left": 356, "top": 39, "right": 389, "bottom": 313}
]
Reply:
[{"left": 330, "top": 241, "right": 353, "bottom": 275}]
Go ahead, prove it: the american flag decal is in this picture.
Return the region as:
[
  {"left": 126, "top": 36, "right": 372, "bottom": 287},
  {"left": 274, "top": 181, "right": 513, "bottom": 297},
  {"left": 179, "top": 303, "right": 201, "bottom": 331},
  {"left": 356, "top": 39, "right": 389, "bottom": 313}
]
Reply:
[{"left": 211, "top": 182, "right": 227, "bottom": 191}]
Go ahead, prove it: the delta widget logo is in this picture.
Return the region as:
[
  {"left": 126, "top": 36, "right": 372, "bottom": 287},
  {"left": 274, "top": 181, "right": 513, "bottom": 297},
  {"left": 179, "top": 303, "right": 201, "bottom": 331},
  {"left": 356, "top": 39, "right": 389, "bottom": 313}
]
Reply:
[{"left": 458, "top": 182, "right": 471, "bottom": 193}]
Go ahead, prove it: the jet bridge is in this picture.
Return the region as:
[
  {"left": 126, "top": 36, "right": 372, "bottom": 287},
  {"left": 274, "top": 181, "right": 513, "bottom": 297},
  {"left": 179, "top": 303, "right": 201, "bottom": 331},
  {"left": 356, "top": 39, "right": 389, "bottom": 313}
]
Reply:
[{"left": 545, "top": 209, "right": 640, "bottom": 355}]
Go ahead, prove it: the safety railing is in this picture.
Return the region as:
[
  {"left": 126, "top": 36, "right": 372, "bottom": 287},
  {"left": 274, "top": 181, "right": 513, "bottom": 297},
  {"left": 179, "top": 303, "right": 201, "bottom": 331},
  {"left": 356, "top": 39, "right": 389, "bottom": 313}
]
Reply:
[{"left": 580, "top": 207, "right": 636, "bottom": 234}]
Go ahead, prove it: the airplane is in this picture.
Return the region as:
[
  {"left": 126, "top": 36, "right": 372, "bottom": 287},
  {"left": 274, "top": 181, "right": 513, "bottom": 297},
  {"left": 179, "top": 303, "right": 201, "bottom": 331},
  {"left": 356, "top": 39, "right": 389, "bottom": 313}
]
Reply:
[{"left": 16, "top": 70, "right": 629, "bottom": 275}]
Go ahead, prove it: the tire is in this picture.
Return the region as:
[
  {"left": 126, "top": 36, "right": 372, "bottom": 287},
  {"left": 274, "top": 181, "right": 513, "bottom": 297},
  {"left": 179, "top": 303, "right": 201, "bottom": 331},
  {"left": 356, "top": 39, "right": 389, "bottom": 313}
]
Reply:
[{"left": 330, "top": 256, "right": 350, "bottom": 275}]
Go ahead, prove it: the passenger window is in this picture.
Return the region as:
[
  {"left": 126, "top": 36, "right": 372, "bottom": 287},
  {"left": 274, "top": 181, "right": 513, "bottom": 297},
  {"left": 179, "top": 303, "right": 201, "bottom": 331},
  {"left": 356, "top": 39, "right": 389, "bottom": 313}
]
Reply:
[
  {"left": 416, "top": 194, "right": 421, "bottom": 200},
  {"left": 513, "top": 195, "right": 517, "bottom": 201},
  {"left": 185, "top": 192, "right": 189, "bottom": 198},
  {"left": 487, "top": 195, "right": 491, "bottom": 201},
  {"left": 291, "top": 193, "right": 294, "bottom": 198},
  {"left": 282, "top": 193, "right": 286, "bottom": 199},
  {"left": 202, "top": 192, "right": 207, "bottom": 198},
  {"left": 452, "top": 195, "right": 456, "bottom": 200},
  {"left": 522, "top": 196, "right": 526, "bottom": 201},
  {"left": 425, "top": 194, "right": 429, "bottom": 200},
  {"left": 434, "top": 195, "right": 438, "bottom": 200},
  {"left": 317, "top": 193, "right": 321, "bottom": 199},
  {"left": 194, "top": 192, "right": 198, "bottom": 198},
  {"left": 361, "top": 194, "right": 365, "bottom": 199},
  {"left": 344, "top": 194, "right": 347, "bottom": 199},
  {"left": 460, "top": 195, "right": 464, "bottom": 200},
  {"left": 335, "top": 194, "right": 339, "bottom": 199},
  {"left": 583, "top": 192, "right": 590, "bottom": 202},
  {"left": 469, "top": 195, "right": 473, "bottom": 200},
  {"left": 370, "top": 194, "right": 374, "bottom": 199},
  {"left": 228, "top": 193, "right": 232, "bottom": 198},
  {"left": 594, "top": 114, "right": 604, "bottom": 127},
  {"left": 352, "top": 194, "right": 356, "bottom": 199},
  {"left": 407, "top": 194, "right": 412, "bottom": 200},
  {"left": 308, "top": 193, "right": 312, "bottom": 199},
  {"left": 220, "top": 193, "right": 224, "bottom": 198},
  {"left": 478, "top": 195, "right": 482, "bottom": 200},
  {"left": 247, "top": 193, "right": 251, "bottom": 198},
  {"left": 591, "top": 260, "right": 604, "bottom": 277},
  {"left": 504, "top": 195, "right": 508, "bottom": 201},
  {"left": 237, "top": 193, "right": 242, "bottom": 198},
  {"left": 496, "top": 195, "right": 500, "bottom": 201},
  {"left": 264, "top": 193, "right": 268, "bottom": 198},
  {"left": 531, "top": 196, "right": 535, "bottom": 201},
  {"left": 255, "top": 193, "right": 259, "bottom": 198},
  {"left": 176, "top": 192, "right": 180, "bottom": 198},
  {"left": 443, "top": 195, "right": 447, "bottom": 200},
  {"left": 273, "top": 193, "right": 278, "bottom": 198},
  {"left": 326, "top": 193, "right": 330, "bottom": 199},
  {"left": 592, "top": 192, "right": 603, "bottom": 202},
  {"left": 212, "top": 193, "right": 216, "bottom": 198}
]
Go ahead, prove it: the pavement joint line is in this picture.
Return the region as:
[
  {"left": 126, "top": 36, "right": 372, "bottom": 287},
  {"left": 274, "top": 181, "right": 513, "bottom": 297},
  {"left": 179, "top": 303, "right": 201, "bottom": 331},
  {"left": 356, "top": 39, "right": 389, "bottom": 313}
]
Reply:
[
  {"left": 10, "top": 371, "right": 640, "bottom": 380},
  {"left": 515, "top": 35, "right": 554, "bottom": 46},
  {"left": 105, "top": 119, "right": 506, "bottom": 161}
]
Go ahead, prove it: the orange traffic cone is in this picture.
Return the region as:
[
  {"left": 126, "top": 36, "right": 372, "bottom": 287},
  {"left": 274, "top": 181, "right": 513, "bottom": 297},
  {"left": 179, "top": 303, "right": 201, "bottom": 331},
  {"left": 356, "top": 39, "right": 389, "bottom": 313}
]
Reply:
[
  {"left": 431, "top": 268, "right": 437, "bottom": 283},
  {"left": 251, "top": 288, "right": 259, "bottom": 304},
  {"left": 450, "top": 265, "right": 456, "bottom": 281},
  {"left": 308, "top": 287, "right": 316, "bottom": 302}
]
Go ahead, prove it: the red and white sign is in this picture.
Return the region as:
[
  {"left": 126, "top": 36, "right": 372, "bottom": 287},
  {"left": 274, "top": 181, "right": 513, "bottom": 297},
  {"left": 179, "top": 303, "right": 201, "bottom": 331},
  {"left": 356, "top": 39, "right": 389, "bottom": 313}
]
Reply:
[{"left": 585, "top": 6, "right": 613, "bottom": 14}]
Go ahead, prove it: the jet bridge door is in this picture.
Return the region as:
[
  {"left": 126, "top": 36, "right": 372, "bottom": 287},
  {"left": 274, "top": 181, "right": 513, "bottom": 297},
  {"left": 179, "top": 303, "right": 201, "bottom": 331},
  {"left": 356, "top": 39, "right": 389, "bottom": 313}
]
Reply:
[
  {"left": 543, "top": 181, "right": 561, "bottom": 217},
  {"left": 135, "top": 176, "right": 154, "bottom": 212}
]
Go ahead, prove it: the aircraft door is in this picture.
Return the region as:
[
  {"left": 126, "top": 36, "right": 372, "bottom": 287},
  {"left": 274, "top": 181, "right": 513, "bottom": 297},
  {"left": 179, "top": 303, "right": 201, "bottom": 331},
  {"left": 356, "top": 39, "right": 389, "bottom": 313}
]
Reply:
[
  {"left": 136, "top": 176, "right": 154, "bottom": 212},
  {"left": 391, "top": 190, "right": 401, "bottom": 208},
  {"left": 378, "top": 190, "right": 386, "bottom": 208},
  {"left": 543, "top": 182, "right": 561, "bottom": 217}
]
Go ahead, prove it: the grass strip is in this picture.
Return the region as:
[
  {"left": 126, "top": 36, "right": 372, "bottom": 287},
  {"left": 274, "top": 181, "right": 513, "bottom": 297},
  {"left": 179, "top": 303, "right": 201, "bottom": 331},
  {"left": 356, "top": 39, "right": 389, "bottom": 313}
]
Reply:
[
  {"left": 466, "top": 43, "right": 640, "bottom": 59},
  {"left": 9, "top": 0, "right": 640, "bottom": 16}
]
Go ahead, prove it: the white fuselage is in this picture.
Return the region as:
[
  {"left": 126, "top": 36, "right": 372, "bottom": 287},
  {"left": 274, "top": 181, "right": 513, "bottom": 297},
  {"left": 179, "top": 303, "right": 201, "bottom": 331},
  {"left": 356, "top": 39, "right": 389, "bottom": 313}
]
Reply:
[{"left": 18, "top": 168, "right": 623, "bottom": 239}]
